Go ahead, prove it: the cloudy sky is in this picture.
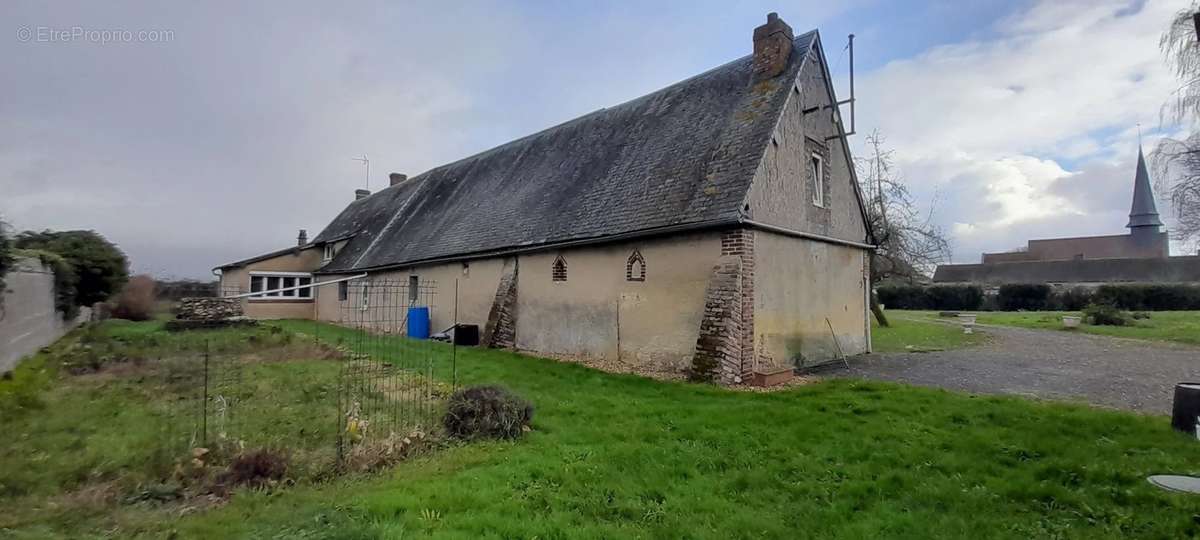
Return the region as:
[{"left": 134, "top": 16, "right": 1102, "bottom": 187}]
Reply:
[{"left": 0, "top": 0, "right": 1190, "bottom": 278}]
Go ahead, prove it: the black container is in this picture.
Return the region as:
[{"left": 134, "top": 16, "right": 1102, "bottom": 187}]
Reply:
[
  {"left": 1171, "top": 382, "right": 1200, "bottom": 435},
  {"left": 453, "top": 324, "right": 480, "bottom": 346}
]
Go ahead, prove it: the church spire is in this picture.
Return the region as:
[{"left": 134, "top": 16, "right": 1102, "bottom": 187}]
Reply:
[{"left": 1126, "top": 145, "right": 1164, "bottom": 230}]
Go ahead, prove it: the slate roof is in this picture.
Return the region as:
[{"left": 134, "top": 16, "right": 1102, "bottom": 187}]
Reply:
[
  {"left": 312, "top": 32, "right": 820, "bottom": 273},
  {"left": 215, "top": 244, "right": 308, "bottom": 270},
  {"left": 1127, "top": 145, "right": 1164, "bottom": 229}
]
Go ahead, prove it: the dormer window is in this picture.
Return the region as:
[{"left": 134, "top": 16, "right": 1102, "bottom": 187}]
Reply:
[{"left": 323, "top": 243, "right": 336, "bottom": 262}]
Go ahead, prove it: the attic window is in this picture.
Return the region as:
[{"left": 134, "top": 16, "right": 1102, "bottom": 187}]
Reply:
[
  {"left": 552, "top": 256, "right": 567, "bottom": 282},
  {"left": 323, "top": 244, "right": 336, "bottom": 262},
  {"left": 626, "top": 250, "right": 646, "bottom": 282},
  {"left": 810, "top": 153, "right": 825, "bottom": 208}
]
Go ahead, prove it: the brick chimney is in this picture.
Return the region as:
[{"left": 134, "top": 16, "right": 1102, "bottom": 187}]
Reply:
[
  {"left": 752, "top": 12, "right": 794, "bottom": 81},
  {"left": 355, "top": 189, "right": 370, "bottom": 200},
  {"left": 297, "top": 229, "right": 308, "bottom": 246},
  {"left": 389, "top": 172, "right": 407, "bottom": 186}
]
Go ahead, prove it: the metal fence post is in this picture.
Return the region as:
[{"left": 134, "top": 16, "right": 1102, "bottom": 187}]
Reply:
[{"left": 202, "top": 339, "right": 210, "bottom": 446}]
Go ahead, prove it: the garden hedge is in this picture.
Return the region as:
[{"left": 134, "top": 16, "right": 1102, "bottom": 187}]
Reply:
[
  {"left": 876, "top": 284, "right": 983, "bottom": 311},
  {"left": 997, "top": 284, "right": 1052, "bottom": 311},
  {"left": 1093, "top": 284, "right": 1200, "bottom": 311},
  {"left": 876, "top": 283, "right": 1200, "bottom": 312}
]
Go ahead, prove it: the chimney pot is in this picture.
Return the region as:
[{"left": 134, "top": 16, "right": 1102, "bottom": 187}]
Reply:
[
  {"left": 297, "top": 229, "right": 308, "bottom": 246},
  {"left": 355, "top": 189, "right": 370, "bottom": 200},
  {"left": 389, "top": 172, "right": 408, "bottom": 186},
  {"left": 752, "top": 12, "right": 794, "bottom": 82}
]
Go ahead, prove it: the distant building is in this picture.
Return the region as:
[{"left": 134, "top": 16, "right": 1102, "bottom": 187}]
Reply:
[{"left": 934, "top": 147, "right": 1200, "bottom": 285}]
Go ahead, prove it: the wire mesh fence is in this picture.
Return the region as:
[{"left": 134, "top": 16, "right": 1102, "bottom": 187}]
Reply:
[
  {"left": 334, "top": 278, "right": 450, "bottom": 463},
  {"left": 140, "top": 276, "right": 455, "bottom": 469},
  {"left": 153, "top": 336, "right": 256, "bottom": 462}
]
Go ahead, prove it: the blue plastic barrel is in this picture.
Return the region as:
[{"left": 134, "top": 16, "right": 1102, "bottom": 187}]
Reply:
[{"left": 407, "top": 307, "right": 430, "bottom": 339}]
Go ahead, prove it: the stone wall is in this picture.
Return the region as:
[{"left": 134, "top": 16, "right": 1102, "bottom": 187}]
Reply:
[{"left": 176, "top": 297, "right": 243, "bottom": 321}]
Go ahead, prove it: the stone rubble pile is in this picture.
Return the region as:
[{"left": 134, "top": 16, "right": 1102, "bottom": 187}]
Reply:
[{"left": 176, "top": 297, "right": 243, "bottom": 321}]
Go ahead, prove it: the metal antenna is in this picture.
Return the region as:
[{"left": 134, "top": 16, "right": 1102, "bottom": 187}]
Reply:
[
  {"left": 827, "top": 34, "right": 856, "bottom": 141},
  {"left": 352, "top": 155, "right": 370, "bottom": 191}
]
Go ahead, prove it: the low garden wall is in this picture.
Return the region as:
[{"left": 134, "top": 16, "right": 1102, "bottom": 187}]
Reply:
[{"left": 0, "top": 257, "right": 90, "bottom": 372}]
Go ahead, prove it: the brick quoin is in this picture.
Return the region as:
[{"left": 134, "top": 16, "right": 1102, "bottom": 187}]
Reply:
[{"left": 720, "top": 228, "right": 756, "bottom": 380}]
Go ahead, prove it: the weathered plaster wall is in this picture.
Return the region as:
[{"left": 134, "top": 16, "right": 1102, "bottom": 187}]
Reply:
[
  {"left": 515, "top": 231, "right": 720, "bottom": 373},
  {"left": 753, "top": 231, "right": 869, "bottom": 368},
  {"left": 323, "top": 258, "right": 509, "bottom": 334},
  {"left": 1, "top": 257, "right": 90, "bottom": 372},
  {"left": 744, "top": 43, "right": 867, "bottom": 244},
  {"left": 217, "top": 247, "right": 322, "bottom": 319}
]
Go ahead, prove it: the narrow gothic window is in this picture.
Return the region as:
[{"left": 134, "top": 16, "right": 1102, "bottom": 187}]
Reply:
[
  {"left": 626, "top": 249, "right": 646, "bottom": 281},
  {"left": 552, "top": 256, "right": 567, "bottom": 282},
  {"left": 810, "top": 153, "right": 825, "bottom": 207}
]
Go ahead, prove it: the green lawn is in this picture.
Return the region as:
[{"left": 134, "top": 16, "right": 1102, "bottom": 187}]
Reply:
[
  {"left": 871, "top": 315, "right": 986, "bottom": 353},
  {"left": 3, "top": 320, "right": 1200, "bottom": 538},
  {"left": 894, "top": 310, "right": 1200, "bottom": 346}
]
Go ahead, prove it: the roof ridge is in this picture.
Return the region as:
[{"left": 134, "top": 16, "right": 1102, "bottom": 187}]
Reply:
[{"left": 401, "top": 30, "right": 820, "bottom": 186}]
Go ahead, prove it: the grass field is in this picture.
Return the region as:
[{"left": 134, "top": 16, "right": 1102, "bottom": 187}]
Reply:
[
  {"left": 870, "top": 315, "right": 986, "bottom": 353},
  {"left": 3, "top": 320, "right": 1200, "bottom": 538},
  {"left": 892, "top": 310, "right": 1200, "bottom": 346}
]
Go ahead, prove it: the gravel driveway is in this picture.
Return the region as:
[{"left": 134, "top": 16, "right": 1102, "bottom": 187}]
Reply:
[{"left": 830, "top": 320, "right": 1200, "bottom": 415}]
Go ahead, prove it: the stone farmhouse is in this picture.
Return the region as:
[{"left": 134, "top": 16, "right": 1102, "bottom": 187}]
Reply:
[
  {"left": 215, "top": 14, "right": 874, "bottom": 384},
  {"left": 934, "top": 146, "right": 1200, "bottom": 285}
]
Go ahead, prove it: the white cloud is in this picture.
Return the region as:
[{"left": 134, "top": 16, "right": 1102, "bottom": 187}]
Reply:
[{"left": 854, "top": 0, "right": 1183, "bottom": 261}]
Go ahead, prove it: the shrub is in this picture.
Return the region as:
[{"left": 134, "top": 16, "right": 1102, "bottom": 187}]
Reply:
[
  {"left": 443, "top": 385, "right": 533, "bottom": 440},
  {"left": 111, "top": 275, "right": 157, "bottom": 321},
  {"left": 0, "top": 220, "right": 11, "bottom": 306},
  {"left": 1054, "top": 286, "right": 1094, "bottom": 311},
  {"left": 1094, "top": 284, "right": 1200, "bottom": 311},
  {"left": 998, "top": 284, "right": 1052, "bottom": 311},
  {"left": 15, "top": 229, "right": 128, "bottom": 306},
  {"left": 1083, "top": 303, "right": 1129, "bottom": 326},
  {"left": 876, "top": 285, "right": 984, "bottom": 311},
  {"left": 876, "top": 284, "right": 928, "bottom": 310},
  {"left": 925, "top": 285, "right": 984, "bottom": 311}
]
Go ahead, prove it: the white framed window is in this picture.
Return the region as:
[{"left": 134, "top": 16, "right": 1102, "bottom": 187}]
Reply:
[
  {"left": 248, "top": 271, "right": 313, "bottom": 301},
  {"left": 810, "top": 153, "right": 825, "bottom": 208},
  {"left": 322, "top": 243, "right": 336, "bottom": 262}
]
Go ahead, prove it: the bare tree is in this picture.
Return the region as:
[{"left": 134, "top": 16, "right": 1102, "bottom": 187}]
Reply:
[
  {"left": 1160, "top": 4, "right": 1200, "bottom": 124},
  {"left": 858, "top": 130, "right": 952, "bottom": 325},
  {"left": 1153, "top": 135, "right": 1200, "bottom": 251},
  {"left": 1153, "top": 4, "right": 1200, "bottom": 252}
]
